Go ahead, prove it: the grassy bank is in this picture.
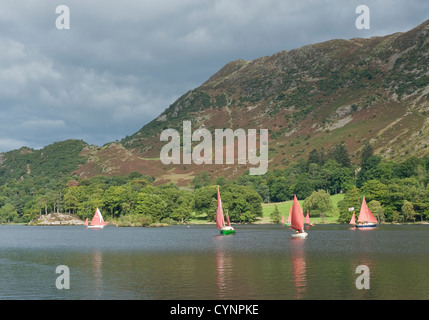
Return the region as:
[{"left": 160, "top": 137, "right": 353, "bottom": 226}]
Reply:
[{"left": 261, "top": 194, "right": 345, "bottom": 224}]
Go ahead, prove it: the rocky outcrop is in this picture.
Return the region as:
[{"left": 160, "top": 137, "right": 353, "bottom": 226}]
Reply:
[{"left": 28, "top": 213, "right": 85, "bottom": 226}]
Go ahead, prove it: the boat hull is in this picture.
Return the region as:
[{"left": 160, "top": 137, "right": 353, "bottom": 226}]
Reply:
[
  {"left": 291, "top": 232, "right": 308, "bottom": 239},
  {"left": 220, "top": 227, "right": 236, "bottom": 235},
  {"left": 355, "top": 223, "right": 377, "bottom": 229},
  {"left": 87, "top": 225, "right": 105, "bottom": 229}
]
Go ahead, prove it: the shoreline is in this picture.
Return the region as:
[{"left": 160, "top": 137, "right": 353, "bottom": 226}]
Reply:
[{"left": 3, "top": 211, "right": 428, "bottom": 227}]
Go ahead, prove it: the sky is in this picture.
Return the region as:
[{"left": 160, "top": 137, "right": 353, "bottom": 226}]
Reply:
[{"left": 0, "top": 0, "right": 428, "bottom": 153}]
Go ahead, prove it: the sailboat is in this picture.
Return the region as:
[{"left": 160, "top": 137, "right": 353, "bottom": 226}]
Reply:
[
  {"left": 349, "top": 211, "right": 356, "bottom": 225},
  {"left": 216, "top": 187, "right": 235, "bottom": 235},
  {"left": 355, "top": 197, "right": 378, "bottom": 229},
  {"left": 290, "top": 195, "right": 308, "bottom": 239},
  {"left": 284, "top": 207, "right": 292, "bottom": 226},
  {"left": 305, "top": 211, "right": 315, "bottom": 227},
  {"left": 86, "top": 207, "right": 106, "bottom": 229}
]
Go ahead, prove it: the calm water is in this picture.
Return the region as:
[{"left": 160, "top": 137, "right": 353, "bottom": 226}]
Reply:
[{"left": 0, "top": 224, "right": 428, "bottom": 300}]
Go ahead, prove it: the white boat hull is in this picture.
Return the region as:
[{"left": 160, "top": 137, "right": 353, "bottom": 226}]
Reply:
[
  {"left": 291, "top": 232, "right": 308, "bottom": 239},
  {"left": 87, "top": 225, "right": 105, "bottom": 229}
]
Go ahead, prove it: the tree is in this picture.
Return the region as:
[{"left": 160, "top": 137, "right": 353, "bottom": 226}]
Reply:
[
  {"left": 402, "top": 200, "right": 416, "bottom": 222},
  {"left": 360, "top": 179, "right": 388, "bottom": 203},
  {"left": 357, "top": 155, "right": 382, "bottom": 187},
  {"left": 0, "top": 203, "right": 19, "bottom": 223},
  {"left": 368, "top": 200, "right": 385, "bottom": 223},
  {"left": 256, "top": 183, "right": 270, "bottom": 203},
  {"left": 102, "top": 186, "right": 126, "bottom": 218},
  {"left": 292, "top": 173, "right": 314, "bottom": 199},
  {"left": 270, "top": 205, "right": 281, "bottom": 224},
  {"left": 63, "top": 186, "right": 82, "bottom": 214},
  {"left": 307, "top": 149, "right": 325, "bottom": 166},
  {"left": 194, "top": 185, "right": 262, "bottom": 223},
  {"left": 360, "top": 141, "right": 374, "bottom": 166},
  {"left": 328, "top": 142, "right": 351, "bottom": 168},
  {"left": 269, "top": 176, "right": 292, "bottom": 202},
  {"left": 135, "top": 193, "right": 167, "bottom": 222},
  {"left": 337, "top": 187, "right": 362, "bottom": 223},
  {"left": 158, "top": 187, "right": 194, "bottom": 223},
  {"left": 303, "top": 190, "right": 334, "bottom": 220},
  {"left": 193, "top": 171, "right": 211, "bottom": 189},
  {"left": 319, "top": 160, "right": 354, "bottom": 194}
]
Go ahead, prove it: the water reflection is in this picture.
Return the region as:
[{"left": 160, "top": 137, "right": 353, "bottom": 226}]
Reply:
[
  {"left": 290, "top": 238, "right": 307, "bottom": 299},
  {"left": 91, "top": 250, "right": 103, "bottom": 298},
  {"left": 214, "top": 235, "right": 234, "bottom": 299}
]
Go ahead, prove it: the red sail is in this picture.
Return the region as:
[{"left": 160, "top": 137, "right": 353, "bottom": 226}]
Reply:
[
  {"left": 286, "top": 207, "right": 292, "bottom": 223},
  {"left": 305, "top": 211, "right": 310, "bottom": 224},
  {"left": 90, "top": 208, "right": 106, "bottom": 226},
  {"left": 216, "top": 187, "right": 225, "bottom": 229},
  {"left": 291, "top": 195, "right": 304, "bottom": 231},
  {"left": 357, "top": 197, "right": 378, "bottom": 223},
  {"left": 349, "top": 211, "right": 356, "bottom": 225},
  {"left": 226, "top": 211, "right": 231, "bottom": 227}
]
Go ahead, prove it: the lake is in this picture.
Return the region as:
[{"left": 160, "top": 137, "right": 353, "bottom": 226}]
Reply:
[{"left": 0, "top": 224, "right": 428, "bottom": 300}]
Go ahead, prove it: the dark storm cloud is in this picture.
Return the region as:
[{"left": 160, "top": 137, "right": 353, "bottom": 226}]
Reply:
[{"left": 0, "top": 0, "right": 427, "bottom": 152}]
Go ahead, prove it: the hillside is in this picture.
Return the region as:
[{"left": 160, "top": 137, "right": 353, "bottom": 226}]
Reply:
[{"left": 2, "top": 19, "right": 429, "bottom": 186}]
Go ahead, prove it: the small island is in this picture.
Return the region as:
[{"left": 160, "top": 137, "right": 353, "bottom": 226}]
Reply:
[{"left": 28, "top": 213, "right": 85, "bottom": 226}]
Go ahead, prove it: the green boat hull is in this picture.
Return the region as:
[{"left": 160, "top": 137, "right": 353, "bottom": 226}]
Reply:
[{"left": 221, "top": 228, "right": 236, "bottom": 235}]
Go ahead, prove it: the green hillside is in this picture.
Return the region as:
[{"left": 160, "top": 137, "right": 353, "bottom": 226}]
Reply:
[
  {"left": 0, "top": 139, "right": 88, "bottom": 185},
  {"left": 262, "top": 194, "right": 345, "bottom": 224}
]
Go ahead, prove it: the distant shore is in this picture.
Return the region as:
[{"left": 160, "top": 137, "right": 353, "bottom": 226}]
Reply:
[{"left": 4, "top": 212, "right": 427, "bottom": 227}]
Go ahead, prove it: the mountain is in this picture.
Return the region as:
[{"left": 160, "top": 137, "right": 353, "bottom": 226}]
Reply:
[{"left": 2, "top": 19, "right": 429, "bottom": 186}]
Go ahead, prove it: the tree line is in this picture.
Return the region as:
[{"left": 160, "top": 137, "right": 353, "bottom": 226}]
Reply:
[
  {"left": 0, "top": 172, "right": 263, "bottom": 225},
  {"left": 0, "top": 141, "right": 428, "bottom": 224}
]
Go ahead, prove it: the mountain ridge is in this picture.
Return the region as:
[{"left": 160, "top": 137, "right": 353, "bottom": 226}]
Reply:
[{"left": 1, "top": 19, "right": 428, "bottom": 186}]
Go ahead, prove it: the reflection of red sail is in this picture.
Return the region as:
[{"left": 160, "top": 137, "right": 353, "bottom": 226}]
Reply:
[
  {"left": 291, "top": 239, "right": 306, "bottom": 299},
  {"left": 92, "top": 251, "right": 103, "bottom": 294},
  {"left": 215, "top": 238, "right": 233, "bottom": 299}
]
